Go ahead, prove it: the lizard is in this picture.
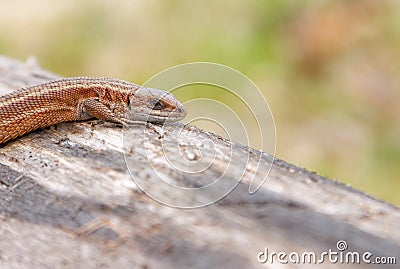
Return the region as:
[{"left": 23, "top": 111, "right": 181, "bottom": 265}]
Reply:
[{"left": 0, "top": 77, "right": 187, "bottom": 144}]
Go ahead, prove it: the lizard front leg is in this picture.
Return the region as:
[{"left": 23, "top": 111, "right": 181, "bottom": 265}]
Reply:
[{"left": 79, "top": 98, "right": 125, "bottom": 125}]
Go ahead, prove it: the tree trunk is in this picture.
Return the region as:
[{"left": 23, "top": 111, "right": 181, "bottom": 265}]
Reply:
[{"left": 0, "top": 55, "right": 398, "bottom": 269}]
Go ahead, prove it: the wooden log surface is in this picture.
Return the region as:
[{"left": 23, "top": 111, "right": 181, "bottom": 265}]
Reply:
[{"left": 0, "top": 55, "right": 399, "bottom": 268}]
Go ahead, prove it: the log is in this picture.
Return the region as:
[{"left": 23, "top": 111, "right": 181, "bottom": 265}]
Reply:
[{"left": 0, "top": 55, "right": 398, "bottom": 268}]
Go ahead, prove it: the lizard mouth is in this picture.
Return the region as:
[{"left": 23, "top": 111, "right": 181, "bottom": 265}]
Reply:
[
  {"left": 129, "top": 105, "right": 187, "bottom": 123},
  {"left": 127, "top": 87, "right": 187, "bottom": 123}
]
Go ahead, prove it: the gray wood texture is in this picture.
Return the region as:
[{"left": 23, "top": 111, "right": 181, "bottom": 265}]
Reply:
[{"left": 0, "top": 55, "right": 399, "bottom": 268}]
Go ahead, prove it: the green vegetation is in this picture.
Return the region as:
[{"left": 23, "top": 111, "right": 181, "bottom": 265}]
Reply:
[{"left": 0, "top": 0, "right": 399, "bottom": 204}]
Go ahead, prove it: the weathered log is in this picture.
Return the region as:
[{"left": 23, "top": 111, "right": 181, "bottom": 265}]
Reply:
[{"left": 0, "top": 55, "right": 398, "bottom": 268}]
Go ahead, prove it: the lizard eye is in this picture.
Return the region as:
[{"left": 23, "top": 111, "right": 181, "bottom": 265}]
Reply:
[{"left": 150, "top": 100, "right": 166, "bottom": 110}]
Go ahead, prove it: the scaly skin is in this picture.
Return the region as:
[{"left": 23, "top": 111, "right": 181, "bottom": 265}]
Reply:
[{"left": 0, "top": 77, "right": 186, "bottom": 144}]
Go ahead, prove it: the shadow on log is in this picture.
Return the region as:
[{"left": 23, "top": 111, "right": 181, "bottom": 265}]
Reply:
[{"left": 0, "top": 55, "right": 399, "bottom": 268}]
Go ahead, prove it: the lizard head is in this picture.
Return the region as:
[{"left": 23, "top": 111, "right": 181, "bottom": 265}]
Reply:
[{"left": 128, "top": 87, "right": 187, "bottom": 123}]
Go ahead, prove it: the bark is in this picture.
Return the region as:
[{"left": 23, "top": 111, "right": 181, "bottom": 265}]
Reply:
[{"left": 0, "top": 55, "right": 399, "bottom": 269}]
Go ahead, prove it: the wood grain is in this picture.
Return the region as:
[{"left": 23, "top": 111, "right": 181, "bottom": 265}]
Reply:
[{"left": 0, "top": 55, "right": 399, "bottom": 268}]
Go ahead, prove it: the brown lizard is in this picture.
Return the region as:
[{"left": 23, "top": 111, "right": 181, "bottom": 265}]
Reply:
[{"left": 0, "top": 77, "right": 187, "bottom": 144}]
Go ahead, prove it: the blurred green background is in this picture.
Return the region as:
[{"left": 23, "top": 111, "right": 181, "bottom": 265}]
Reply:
[{"left": 0, "top": 0, "right": 399, "bottom": 205}]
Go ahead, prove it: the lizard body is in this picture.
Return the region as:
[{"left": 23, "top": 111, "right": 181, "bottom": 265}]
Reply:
[{"left": 0, "top": 77, "right": 186, "bottom": 144}]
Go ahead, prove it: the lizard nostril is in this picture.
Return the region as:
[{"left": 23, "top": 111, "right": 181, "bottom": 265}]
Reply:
[{"left": 177, "top": 105, "right": 187, "bottom": 115}]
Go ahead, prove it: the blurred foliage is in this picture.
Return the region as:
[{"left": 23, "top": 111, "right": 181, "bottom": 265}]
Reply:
[{"left": 0, "top": 0, "right": 399, "bottom": 205}]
